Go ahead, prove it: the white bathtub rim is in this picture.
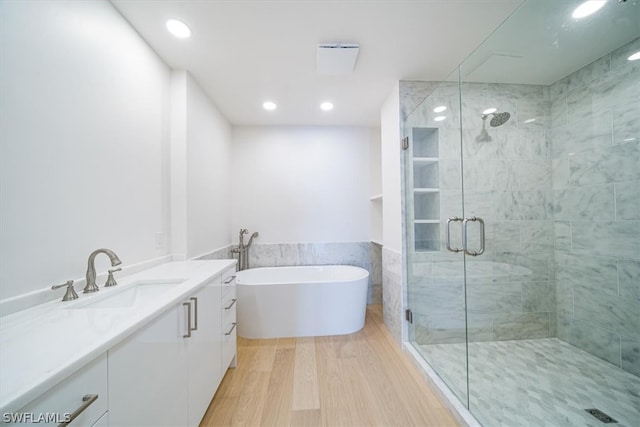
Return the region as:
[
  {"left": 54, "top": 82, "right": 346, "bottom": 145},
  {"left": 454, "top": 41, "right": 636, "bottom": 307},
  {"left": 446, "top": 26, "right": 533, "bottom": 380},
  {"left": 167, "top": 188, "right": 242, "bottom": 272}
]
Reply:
[{"left": 236, "top": 265, "right": 369, "bottom": 285}]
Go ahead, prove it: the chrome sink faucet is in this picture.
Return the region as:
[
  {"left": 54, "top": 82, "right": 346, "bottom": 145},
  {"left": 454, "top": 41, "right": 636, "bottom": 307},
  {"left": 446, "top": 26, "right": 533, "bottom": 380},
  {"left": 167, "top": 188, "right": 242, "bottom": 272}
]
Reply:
[{"left": 84, "top": 248, "right": 122, "bottom": 293}]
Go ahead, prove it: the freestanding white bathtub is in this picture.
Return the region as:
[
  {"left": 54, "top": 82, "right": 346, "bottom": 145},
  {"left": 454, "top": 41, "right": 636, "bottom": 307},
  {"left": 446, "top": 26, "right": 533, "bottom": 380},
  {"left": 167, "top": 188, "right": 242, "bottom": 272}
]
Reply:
[{"left": 236, "top": 265, "right": 369, "bottom": 339}]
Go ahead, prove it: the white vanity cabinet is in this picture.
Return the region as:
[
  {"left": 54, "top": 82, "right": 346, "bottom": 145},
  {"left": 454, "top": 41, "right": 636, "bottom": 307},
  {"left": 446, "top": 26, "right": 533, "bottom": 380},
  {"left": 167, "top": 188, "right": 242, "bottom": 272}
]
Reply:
[
  {"left": 8, "top": 354, "right": 108, "bottom": 426},
  {"left": 0, "top": 260, "right": 239, "bottom": 427},
  {"left": 107, "top": 298, "right": 188, "bottom": 426},
  {"left": 107, "top": 273, "right": 234, "bottom": 427},
  {"left": 186, "top": 282, "right": 223, "bottom": 427}
]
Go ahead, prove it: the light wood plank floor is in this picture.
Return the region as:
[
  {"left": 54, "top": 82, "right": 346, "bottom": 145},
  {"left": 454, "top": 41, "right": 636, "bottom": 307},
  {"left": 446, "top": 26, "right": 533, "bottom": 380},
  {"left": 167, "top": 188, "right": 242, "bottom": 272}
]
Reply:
[{"left": 201, "top": 305, "right": 459, "bottom": 427}]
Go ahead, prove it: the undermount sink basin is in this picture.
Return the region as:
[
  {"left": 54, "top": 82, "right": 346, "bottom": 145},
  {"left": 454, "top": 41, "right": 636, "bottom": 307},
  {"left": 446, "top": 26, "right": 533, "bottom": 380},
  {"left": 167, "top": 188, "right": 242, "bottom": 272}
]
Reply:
[{"left": 68, "top": 279, "right": 185, "bottom": 309}]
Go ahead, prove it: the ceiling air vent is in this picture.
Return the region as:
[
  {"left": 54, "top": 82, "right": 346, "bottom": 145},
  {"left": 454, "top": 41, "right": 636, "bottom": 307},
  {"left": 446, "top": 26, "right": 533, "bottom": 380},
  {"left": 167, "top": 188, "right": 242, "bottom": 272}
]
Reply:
[{"left": 317, "top": 43, "right": 359, "bottom": 75}]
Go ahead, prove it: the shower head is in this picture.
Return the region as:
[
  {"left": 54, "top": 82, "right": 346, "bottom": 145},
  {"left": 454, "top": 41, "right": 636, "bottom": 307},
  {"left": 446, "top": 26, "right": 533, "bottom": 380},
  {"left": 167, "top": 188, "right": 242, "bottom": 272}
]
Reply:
[
  {"left": 477, "top": 110, "right": 510, "bottom": 141},
  {"left": 490, "top": 112, "right": 511, "bottom": 127},
  {"left": 481, "top": 111, "right": 511, "bottom": 127}
]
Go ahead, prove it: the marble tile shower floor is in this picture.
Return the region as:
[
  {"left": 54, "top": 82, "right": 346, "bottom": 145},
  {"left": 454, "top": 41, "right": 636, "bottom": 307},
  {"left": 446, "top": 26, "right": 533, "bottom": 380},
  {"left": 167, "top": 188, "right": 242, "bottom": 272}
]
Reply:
[{"left": 416, "top": 338, "right": 640, "bottom": 427}]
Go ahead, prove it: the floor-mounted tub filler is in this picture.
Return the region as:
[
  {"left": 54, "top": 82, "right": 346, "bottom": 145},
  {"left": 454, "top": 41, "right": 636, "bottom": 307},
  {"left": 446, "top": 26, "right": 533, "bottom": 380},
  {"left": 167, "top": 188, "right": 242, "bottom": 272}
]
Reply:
[{"left": 236, "top": 265, "right": 369, "bottom": 339}]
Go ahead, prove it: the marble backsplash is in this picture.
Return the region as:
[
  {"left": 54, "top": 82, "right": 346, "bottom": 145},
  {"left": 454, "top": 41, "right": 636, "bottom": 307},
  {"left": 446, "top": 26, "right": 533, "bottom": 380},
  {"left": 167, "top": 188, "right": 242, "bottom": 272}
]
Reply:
[{"left": 198, "top": 242, "right": 382, "bottom": 304}]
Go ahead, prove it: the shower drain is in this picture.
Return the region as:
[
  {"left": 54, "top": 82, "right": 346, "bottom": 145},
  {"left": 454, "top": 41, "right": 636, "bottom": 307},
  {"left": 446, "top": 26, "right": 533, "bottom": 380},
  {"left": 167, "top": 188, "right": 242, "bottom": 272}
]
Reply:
[{"left": 585, "top": 408, "right": 618, "bottom": 423}]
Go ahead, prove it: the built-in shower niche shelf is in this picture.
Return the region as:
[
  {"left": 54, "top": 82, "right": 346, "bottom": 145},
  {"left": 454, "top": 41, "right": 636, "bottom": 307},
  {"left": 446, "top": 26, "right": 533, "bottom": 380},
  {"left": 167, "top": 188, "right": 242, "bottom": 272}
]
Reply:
[
  {"left": 412, "top": 128, "right": 438, "bottom": 157},
  {"left": 414, "top": 191, "right": 439, "bottom": 221},
  {"left": 414, "top": 222, "right": 440, "bottom": 252},
  {"left": 413, "top": 161, "right": 439, "bottom": 189},
  {"left": 411, "top": 127, "right": 440, "bottom": 252}
]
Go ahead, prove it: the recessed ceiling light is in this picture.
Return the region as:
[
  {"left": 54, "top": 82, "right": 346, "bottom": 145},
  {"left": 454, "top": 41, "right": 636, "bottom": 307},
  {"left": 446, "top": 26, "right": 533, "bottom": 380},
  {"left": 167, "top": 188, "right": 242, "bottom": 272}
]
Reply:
[
  {"left": 166, "top": 19, "right": 191, "bottom": 39},
  {"left": 628, "top": 50, "right": 640, "bottom": 61},
  {"left": 434, "top": 116, "right": 446, "bottom": 122},
  {"left": 320, "top": 102, "right": 334, "bottom": 111},
  {"left": 482, "top": 108, "right": 497, "bottom": 115},
  {"left": 523, "top": 118, "right": 537, "bottom": 123},
  {"left": 572, "top": 1, "right": 606, "bottom": 19},
  {"left": 262, "top": 101, "right": 277, "bottom": 111},
  {"left": 433, "top": 106, "right": 447, "bottom": 113}
]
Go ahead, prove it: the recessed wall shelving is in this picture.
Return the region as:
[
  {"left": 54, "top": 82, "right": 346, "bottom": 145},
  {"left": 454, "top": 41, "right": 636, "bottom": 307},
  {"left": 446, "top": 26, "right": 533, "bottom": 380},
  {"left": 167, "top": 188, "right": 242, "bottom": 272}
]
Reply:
[
  {"left": 410, "top": 127, "right": 440, "bottom": 252},
  {"left": 370, "top": 194, "right": 383, "bottom": 245}
]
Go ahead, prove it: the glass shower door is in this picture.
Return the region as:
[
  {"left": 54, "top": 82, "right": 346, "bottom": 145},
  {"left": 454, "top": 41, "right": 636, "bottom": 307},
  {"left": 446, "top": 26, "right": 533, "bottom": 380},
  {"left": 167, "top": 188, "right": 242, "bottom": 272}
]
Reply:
[
  {"left": 456, "top": 75, "right": 557, "bottom": 424},
  {"left": 405, "top": 2, "right": 639, "bottom": 426},
  {"left": 403, "top": 73, "right": 469, "bottom": 405},
  {"left": 457, "top": 1, "right": 640, "bottom": 425}
]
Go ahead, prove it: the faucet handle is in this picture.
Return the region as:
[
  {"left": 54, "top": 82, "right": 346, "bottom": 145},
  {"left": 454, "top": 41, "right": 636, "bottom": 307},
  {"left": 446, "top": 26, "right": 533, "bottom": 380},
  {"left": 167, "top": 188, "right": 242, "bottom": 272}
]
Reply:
[
  {"left": 105, "top": 267, "right": 122, "bottom": 287},
  {"left": 51, "top": 280, "right": 79, "bottom": 302}
]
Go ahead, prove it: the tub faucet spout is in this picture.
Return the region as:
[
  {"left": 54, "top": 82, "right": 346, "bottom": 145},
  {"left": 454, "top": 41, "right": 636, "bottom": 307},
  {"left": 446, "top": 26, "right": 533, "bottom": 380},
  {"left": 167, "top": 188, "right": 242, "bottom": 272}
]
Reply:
[
  {"left": 239, "top": 229, "right": 248, "bottom": 247},
  {"left": 85, "top": 248, "right": 121, "bottom": 293},
  {"left": 235, "top": 229, "right": 258, "bottom": 271}
]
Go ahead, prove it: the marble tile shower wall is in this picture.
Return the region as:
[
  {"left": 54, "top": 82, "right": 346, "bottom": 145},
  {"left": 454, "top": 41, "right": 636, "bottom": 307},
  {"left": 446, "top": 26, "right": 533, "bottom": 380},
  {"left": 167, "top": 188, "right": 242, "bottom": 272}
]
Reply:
[
  {"left": 244, "top": 242, "right": 383, "bottom": 304},
  {"left": 382, "top": 247, "right": 403, "bottom": 344},
  {"left": 551, "top": 37, "right": 640, "bottom": 377},
  {"left": 403, "top": 79, "right": 556, "bottom": 345}
]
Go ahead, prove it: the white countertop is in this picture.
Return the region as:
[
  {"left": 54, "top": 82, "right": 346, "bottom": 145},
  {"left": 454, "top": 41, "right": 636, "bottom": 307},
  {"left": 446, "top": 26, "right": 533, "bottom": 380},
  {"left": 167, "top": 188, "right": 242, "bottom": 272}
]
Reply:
[{"left": 0, "top": 259, "right": 236, "bottom": 414}]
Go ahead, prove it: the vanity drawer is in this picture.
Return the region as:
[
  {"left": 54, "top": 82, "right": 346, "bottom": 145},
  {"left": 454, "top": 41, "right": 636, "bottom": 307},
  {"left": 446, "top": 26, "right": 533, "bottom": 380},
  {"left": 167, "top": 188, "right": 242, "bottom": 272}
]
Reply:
[
  {"left": 9, "top": 354, "right": 107, "bottom": 426},
  {"left": 222, "top": 319, "right": 237, "bottom": 369},
  {"left": 222, "top": 286, "right": 236, "bottom": 317},
  {"left": 221, "top": 268, "right": 236, "bottom": 297},
  {"left": 221, "top": 285, "right": 237, "bottom": 369}
]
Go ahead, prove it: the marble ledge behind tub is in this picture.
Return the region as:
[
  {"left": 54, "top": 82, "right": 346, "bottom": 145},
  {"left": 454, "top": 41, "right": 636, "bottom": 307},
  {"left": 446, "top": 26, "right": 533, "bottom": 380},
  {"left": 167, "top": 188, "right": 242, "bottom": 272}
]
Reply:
[{"left": 197, "top": 242, "right": 383, "bottom": 305}]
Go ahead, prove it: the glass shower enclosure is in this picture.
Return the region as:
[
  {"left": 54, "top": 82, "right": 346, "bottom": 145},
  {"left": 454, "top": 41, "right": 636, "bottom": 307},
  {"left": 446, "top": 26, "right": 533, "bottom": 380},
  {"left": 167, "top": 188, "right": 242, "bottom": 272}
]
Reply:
[{"left": 403, "top": 1, "right": 639, "bottom": 426}]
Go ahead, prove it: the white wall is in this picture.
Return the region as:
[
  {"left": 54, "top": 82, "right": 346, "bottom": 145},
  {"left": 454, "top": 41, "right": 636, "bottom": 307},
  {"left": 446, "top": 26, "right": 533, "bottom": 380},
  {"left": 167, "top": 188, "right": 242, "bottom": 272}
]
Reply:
[
  {"left": 185, "top": 74, "right": 232, "bottom": 258},
  {"left": 170, "top": 72, "right": 188, "bottom": 258},
  {"left": 0, "top": 1, "right": 171, "bottom": 300},
  {"left": 370, "top": 129, "right": 383, "bottom": 244},
  {"left": 381, "top": 83, "right": 403, "bottom": 252},
  {"left": 231, "top": 126, "right": 373, "bottom": 243}
]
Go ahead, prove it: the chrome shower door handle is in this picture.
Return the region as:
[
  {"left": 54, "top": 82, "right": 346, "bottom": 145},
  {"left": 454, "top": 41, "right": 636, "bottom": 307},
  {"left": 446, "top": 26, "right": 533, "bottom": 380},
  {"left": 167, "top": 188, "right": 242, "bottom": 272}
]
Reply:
[
  {"left": 462, "top": 216, "right": 485, "bottom": 256},
  {"left": 446, "top": 217, "right": 464, "bottom": 253}
]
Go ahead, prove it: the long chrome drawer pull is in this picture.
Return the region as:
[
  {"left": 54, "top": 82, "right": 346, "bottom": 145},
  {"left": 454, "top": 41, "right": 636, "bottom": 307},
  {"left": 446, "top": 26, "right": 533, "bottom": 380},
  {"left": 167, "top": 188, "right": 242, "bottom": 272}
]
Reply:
[
  {"left": 224, "top": 275, "right": 236, "bottom": 284},
  {"left": 57, "top": 394, "right": 98, "bottom": 427},
  {"left": 463, "top": 216, "right": 485, "bottom": 256},
  {"left": 225, "top": 298, "right": 237, "bottom": 310},
  {"left": 183, "top": 302, "right": 192, "bottom": 338},
  {"left": 225, "top": 322, "right": 237, "bottom": 336},
  {"left": 190, "top": 297, "right": 198, "bottom": 331},
  {"left": 446, "top": 217, "right": 463, "bottom": 253}
]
